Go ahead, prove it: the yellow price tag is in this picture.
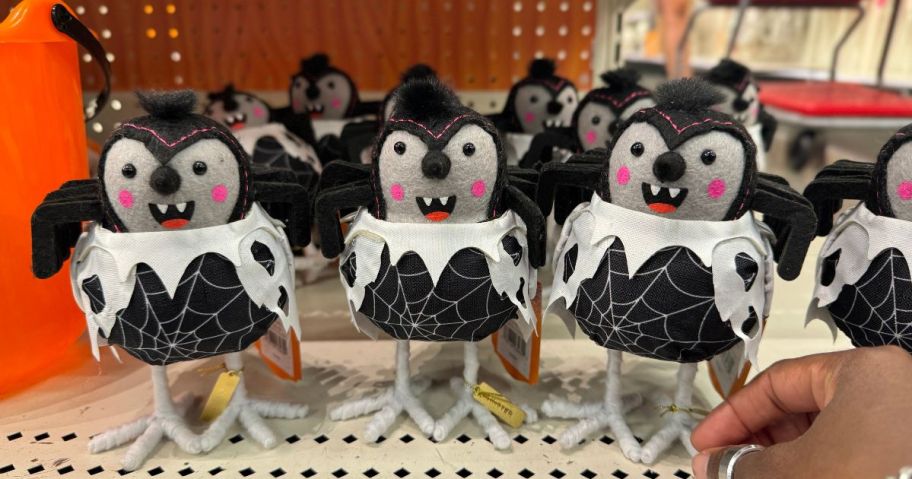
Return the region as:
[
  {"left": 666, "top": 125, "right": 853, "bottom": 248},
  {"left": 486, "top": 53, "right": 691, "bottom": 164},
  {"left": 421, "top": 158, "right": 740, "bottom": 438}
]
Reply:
[
  {"left": 199, "top": 370, "right": 241, "bottom": 422},
  {"left": 471, "top": 382, "right": 525, "bottom": 428}
]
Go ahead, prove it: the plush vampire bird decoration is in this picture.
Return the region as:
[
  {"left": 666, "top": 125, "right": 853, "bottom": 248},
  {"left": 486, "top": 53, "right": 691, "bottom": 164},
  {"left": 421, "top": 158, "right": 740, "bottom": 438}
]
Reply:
[
  {"left": 805, "top": 124, "right": 912, "bottom": 353},
  {"left": 31, "top": 91, "right": 312, "bottom": 470},
  {"left": 204, "top": 84, "right": 275, "bottom": 132},
  {"left": 497, "top": 58, "right": 578, "bottom": 135},
  {"left": 289, "top": 53, "right": 378, "bottom": 120},
  {"left": 705, "top": 59, "right": 777, "bottom": 171},
  {"left": 315, "top": 78, "right": 545, "bottom": 449},
  {"left": 521, "top": 68, "right": 654, "bottom": 170},
  {"left": 537, "top": 78, "right": 816, "bottom": 463}
]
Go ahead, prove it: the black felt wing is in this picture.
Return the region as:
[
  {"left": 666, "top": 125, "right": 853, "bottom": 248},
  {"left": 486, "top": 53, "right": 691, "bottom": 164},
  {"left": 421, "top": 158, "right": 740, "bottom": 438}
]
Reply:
[
  {"left": 31, "top": 179, "right": 105, "bottom": 279},
  {"left": 802, "top": 159, "right": 873, "bottom": 235},
  {"left": 519, "top": 129, "right": 578, "bottom": 169},
  {"left": 252, "top": 170, "right": 312, "bottom": 247}
]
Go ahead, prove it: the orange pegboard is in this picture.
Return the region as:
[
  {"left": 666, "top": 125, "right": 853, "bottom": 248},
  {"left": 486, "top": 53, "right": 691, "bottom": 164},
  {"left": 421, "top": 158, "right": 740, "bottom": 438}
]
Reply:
[{"left": 0, "top": 0, "right": 597, "bottom": 92}]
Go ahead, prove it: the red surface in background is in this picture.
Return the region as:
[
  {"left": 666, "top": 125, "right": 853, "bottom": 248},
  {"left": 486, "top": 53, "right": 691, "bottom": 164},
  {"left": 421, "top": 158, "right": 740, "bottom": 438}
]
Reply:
[{"left": 759, "top": 81, "right": 912, "bottom": 117}]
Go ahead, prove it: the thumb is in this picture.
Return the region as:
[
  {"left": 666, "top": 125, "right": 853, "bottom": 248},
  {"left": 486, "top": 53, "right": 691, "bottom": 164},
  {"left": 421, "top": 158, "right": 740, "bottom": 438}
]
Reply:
[{"left": 692, "top": 443, "right": 804, "bottom": 479}]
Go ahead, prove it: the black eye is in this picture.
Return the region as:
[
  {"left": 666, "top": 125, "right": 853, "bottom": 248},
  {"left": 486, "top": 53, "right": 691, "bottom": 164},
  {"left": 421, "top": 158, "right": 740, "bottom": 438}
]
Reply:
[
  {"left": 394, "top": 141, "right": 407, "bottom": 155},
  {"left": 591, "top": 115, "right": 601, "bottom": 125},
  {"left": 328, "top": 81, "right": 335, "bottom": 89},
  {"left": 530, "top": 95, "right": 538, "bottom": 104},
  {"left": 701, "top": 149, "right": 717, "bottom": 165},
  {"left": 463, "top": 143, "right": 476, "bottom": 156},
  {"left": 245, "top": 96, "right": 253, "bottom": 103},
  {"left": 193, "top": 161, "right": 208, "bottom": 175},
  {"left": 567, "top": 97, "right": 574, "bottom": 104},
  {"left": 630, "top": 142, "right": 644, "bottom": 157},
  {"left": 121, "top": 163, "right": 136, "bottom": 178}
]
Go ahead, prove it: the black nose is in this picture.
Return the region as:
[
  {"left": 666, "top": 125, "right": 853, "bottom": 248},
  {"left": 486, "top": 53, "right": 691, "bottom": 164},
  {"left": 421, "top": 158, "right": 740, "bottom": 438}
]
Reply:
[
  {"left": 653, "top": 152, "right": 686, "bottom": 183},
  {"left": 546, "top": 100, "right": 563, "bottom": 115},
  {"left": 421, "top": 150, "right": 451, "bottom": 179},
  {"left": 305, "top": 84, "right": 320, "bottom": 100},
  {"left": 733, "top": 97, "right": 750, "bottom": 112},
  {"left": 150, "top": 165, "right": 181, "bottom": 195}
]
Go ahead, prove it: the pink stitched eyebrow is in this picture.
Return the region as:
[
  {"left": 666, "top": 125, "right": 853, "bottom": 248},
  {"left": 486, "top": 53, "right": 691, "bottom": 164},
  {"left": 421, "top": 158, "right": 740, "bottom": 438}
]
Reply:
[
  {"left": 387, "top": 114, "right": 470, "bottom": 140},
  {"left": 119, "top": 124, "right": 233, "bottom": 148},
  {"left": 590, "top": 90, "right": 650, "bottom": 109},
  {"left": 655, "top": 110, "right": 735, "bottom": 134},
  {"left": 544, "top": 79, "right": 568, "bottom": 91}
]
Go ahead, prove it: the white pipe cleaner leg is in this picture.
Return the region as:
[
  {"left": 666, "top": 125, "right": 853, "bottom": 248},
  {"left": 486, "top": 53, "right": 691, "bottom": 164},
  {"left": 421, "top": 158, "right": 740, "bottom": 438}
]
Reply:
[
  {"left": 88, "top": 365, "right": 202, "bottom": 471},
  {"left": 329, "top": 340, "right": 435, "bottom": 442},
  {"left": 432, "top": 342, "right": 534, "bottom": 450},
  {"left": 197, "top": 352, "right": 309, "bottom": 452},
  {"left": 639, "top": 362, "right": 700, "bottom": 465},
  {"left": 541, "top": 350, "right": 643, "bottom": 461}
]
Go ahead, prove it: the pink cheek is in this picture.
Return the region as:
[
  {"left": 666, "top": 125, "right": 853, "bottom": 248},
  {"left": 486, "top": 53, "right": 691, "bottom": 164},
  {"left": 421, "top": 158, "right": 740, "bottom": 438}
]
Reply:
[
  {"left": 211, "top": 184, "right": 228, "bottom": 203},
  {"left": 616, "top": 166, "right": 630, "bottom": 186},
  {"left": 471, "top": 180, "right": 487, "bottom": 198},
  {"left": 390, "top": 183, "right": 405, "bottom": 202},
  {"left": 897, "top": 181, "right": 912, "bottom": 200},
  {"left": 523, "top": 112, "right": 536, "bottom": 123},
  {"left": 331, "top": 97, "right": 342, "bottom": 110},
  {"left": 585, "top": 130, "right": 597, "bottom": 145},
  {"left": 292, "top": 99, "right": 302, "bottom": 111},
  {"left": 252, "top": 106, "right": 266, "bottom": 119},
  {"left": 118, "top": 189, "right": 134, "bottom": 208},
  {"left": 707, "top": 179, "right": 727, "bottom": 199}
]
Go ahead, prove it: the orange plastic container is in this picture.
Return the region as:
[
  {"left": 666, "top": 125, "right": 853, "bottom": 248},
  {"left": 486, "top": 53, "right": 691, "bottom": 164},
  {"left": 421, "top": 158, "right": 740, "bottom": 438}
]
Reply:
[{"left": 0, "top": 0, "right": 109, "bottom": 397}]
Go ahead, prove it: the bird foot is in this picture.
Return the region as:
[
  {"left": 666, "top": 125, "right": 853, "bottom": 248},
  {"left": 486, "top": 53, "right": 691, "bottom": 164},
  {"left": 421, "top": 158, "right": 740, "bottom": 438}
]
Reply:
[
  {"left": 329, "top": 378, "right": 434, "bottom": 442},
  {"left": 88, "top": 394, "right": 200, "bottom": 472},
  {"left": 196, "top": 394, "right": 309, "bottom": 452},
  {"left": 638, "top": 408, "right": 698, "bottom": 465},
  {"left": 432, "top": 378, "right": 534, "bottom": 450},
  {"left": 541, "top": 393, "right": 644, "bottom": 461}
]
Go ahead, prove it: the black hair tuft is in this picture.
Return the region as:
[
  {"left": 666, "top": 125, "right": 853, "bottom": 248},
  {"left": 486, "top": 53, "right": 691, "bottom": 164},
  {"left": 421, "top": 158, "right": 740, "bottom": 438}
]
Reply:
[
  {"left": 705, "top": 59, "right": 751, "bottom": 87},
  {"left": 400, "top": 63, "right": 437, "bottom": 83},
  {"left": 654, "top": 78, "right": 724, "bottom": 112},
  {"left": 391, "top": 77, "right": 462, "bottom": 123},
  {"left": 300, "top": 53, "right": 331, "bottom": 77},
  {"left": 528, "top": 58, "right": 557, "bottom": 79},
  {"left": 599, "top": 68, "right": 642, "bottom": 92},
  {"left": 137, "top": 90, "right": 197, "bottom": 119},
  {"left": 206, "top": 84, "right": 239, "bottom": 110}
]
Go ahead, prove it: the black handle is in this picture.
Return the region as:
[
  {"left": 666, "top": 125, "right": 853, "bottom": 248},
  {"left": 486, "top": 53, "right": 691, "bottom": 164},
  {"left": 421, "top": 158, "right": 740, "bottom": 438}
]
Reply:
[{"left": 51, "top": 4, "right": 111, "bottom": 122}]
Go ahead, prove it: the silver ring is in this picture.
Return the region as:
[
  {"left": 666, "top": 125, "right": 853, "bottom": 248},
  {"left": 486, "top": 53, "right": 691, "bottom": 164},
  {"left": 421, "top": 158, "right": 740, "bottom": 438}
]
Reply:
[{"left": 717, "top": 444, "right": 765, "bottom": 479}]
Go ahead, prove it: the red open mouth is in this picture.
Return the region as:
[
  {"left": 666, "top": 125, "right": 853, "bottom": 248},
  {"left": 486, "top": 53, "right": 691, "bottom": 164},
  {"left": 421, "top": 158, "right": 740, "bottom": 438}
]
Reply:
[
  {"left": 416, "top": 195, "right": 457, "bottom": 222},
  {"left": 642, "top": 183, "right": 688, "bottom": 215},
  {"left": 149, "top": 201, "right": 195, "bottom": 229}
]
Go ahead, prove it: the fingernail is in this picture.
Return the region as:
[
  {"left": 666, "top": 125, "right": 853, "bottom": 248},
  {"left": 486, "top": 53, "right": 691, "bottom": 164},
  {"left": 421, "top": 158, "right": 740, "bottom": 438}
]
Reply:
[{"left": 692, "top": 451, "right": 710, "bottom": 479}]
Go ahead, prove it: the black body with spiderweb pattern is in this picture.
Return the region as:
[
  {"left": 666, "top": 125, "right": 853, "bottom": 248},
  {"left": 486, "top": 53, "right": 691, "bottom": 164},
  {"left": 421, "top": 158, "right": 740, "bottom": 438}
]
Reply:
[
  {"left": 81, "top": 244, "right": 287, "bottom": 366},
  {"left": 344, "top": 238, "right": 525, "bottom": 342},
  {"left": 823, "top": 248, "right": 912, "bottom": 352},
  {"left": 566, "top": 238, "right": 758, "bottom": 363}
]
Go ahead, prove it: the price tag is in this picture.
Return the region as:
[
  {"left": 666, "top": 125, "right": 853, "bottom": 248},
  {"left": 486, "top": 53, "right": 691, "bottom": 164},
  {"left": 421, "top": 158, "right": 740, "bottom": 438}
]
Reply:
[
  {"left": 199, "top": 370, "right": 240, "bottom": 422},
  {"left": 471, "top": 382, "right": 525, "bottom": 428},
  {"left": 493, "top": 282, "right": 543, "bottom": 384},
  {"left": 255, "top": 321, "right": 301, "bottom": 381}
]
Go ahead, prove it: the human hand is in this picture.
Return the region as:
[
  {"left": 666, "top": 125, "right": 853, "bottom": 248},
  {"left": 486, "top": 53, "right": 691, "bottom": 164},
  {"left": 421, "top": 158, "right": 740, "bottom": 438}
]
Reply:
[{"left": 691, "top": 346, "right": 912, "bottom": 478}]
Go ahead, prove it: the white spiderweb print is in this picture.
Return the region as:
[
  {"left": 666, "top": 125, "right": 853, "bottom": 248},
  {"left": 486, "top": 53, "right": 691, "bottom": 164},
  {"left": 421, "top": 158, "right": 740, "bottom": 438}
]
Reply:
[
  {"left": 826, "top": 248, "right": 912, "bottom": 352},
  {"left": 567, "top": 238, "right": 757, "bottom": 363},
  {"left": 86, "top": 245, "right": 282, "bottom": 365},
  {"left": 347, "top": 239, "right": 524, "bottom": 342}
]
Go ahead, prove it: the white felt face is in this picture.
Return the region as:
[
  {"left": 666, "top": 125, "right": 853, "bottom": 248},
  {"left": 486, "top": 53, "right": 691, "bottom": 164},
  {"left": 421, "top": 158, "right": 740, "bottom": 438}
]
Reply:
[
  {"left": 290, "top": 73, "right": 352, "bottom": 119},
  {"left": 576, "top": 103, "right": 617, "bottom": 150},
  {"left": 103, "top": 138, "right": 241, "bottom": 232},
  {"left": 885, "top": 142, "right": 912, "bottom": 221},
  {"left": 379, "top": 125, "right": 498, "bottom": 224},
  {"left": 608, "top": 123, "right": 746, "bottom": 220},
  {"left": 712, "top": 84, "right": 759, "bottom": 126},
  {"left": 205, "top": 94, "right": 271, "bottom": 131},
  {"left": 514, "top": 85, "right": 577, "bottom": 134}
]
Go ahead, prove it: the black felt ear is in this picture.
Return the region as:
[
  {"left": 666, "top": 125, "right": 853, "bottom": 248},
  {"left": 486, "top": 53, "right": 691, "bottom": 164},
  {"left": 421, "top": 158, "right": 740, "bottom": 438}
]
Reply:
[
  {"left": 501, "top": 184, "right": 546, "bottom": 268},
  {"left": 520, "top": 130, "right": 579, "bottom": 169},
  {"left": 314, "top": 182, "right": 377, "bottom": 258},
  {"left": 536, "top": 150, "right": 604, "bottom": 219},
  {"left": 751, "top": 176, "right": 817, "bottom": 281},
  {"left": 758, "top": 107, "right": 777, "bottom": 152},
  {"left": 31, "top": 179, "right": 105, "bottom": 279},
  {"left": 802, "top": 159, "right": 873, "bottom": 235},
  {"left": 253, "top": 179, "right": 312, "bottom": 248}
]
